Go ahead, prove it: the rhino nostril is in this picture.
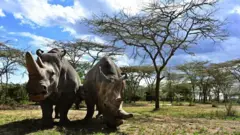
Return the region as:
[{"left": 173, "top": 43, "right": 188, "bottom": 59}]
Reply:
[
  {"left": 42, "top": 85, "right": 47, "bottom": 90},
  {"left": 41, "top": 91, "right": 47, "bottom": 95}
]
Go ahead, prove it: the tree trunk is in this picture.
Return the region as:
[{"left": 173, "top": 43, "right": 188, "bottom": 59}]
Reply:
[
  {"left": 192, "top": 85, "right": 195, "bottom": 102},
  {"left": 155, "top": 73, "right": 161, "bottom": 109},
  {"left": 216, "top": 89, "right": 220, "bottom": 103},
  {"left": 203, "top": 89, "right": 207, "bottom": 103}
]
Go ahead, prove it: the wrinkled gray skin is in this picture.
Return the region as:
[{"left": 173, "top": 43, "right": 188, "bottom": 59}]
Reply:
[
  {"left": 25, "top": 48, "right": 82, "bottom": 127},
  {"left": 84, "top": 57, "right": 133, "bottom": 128}
]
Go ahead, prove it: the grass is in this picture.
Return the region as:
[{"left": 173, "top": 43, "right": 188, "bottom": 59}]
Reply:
[{"left": 0, "top": 101, "right": 239, "bottom": 135}]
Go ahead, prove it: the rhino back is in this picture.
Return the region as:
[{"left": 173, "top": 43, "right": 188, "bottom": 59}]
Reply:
[
  {"left": 84, "top": 57, "right": 122, "bottom": 94},
  {"left": 58, "top": 58, "right": 81, "bottom": 93}
]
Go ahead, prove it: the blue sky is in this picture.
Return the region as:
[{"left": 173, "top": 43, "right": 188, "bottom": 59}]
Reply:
[{"left": 0, "top": 0, "right": 240, "bottom": 83}]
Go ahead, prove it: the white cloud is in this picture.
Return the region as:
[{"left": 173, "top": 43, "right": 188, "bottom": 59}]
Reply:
[
  {"left": 0, "top": 8, "right": 5, "bottom": 17},
  {"left": 9, "top": 32, "right": 54, "bottom": 51},
  {"left": 20, "top": 32, "right": 54, "bottom": 51},
  {"left": 0, "top": 0, "right": 86, "bottom": 33},
  {"left": 62, "top": 27, "right": 78, "bottom": 37},
  {"left": 170, "top": 37, "right": 240, "bottom": 66},
  {"left": 114, "top": 54, "right": 135, "bottom": 66},
  {"left": 77, "top": 34, "right": 106, "bottom": 44},
  {"left": 100, "top": 0, "right": 151, "bottom": 15},
  {"left": 229, "top": 6, "right": 240, "bottom": 14},
  {"left": 0, "top": 25, "right": 5, "bottom": 31}
]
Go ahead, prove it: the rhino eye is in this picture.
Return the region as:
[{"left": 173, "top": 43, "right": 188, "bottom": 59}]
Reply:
[{"left": 49, "top": 71, "right": 55, "bottom": 77}]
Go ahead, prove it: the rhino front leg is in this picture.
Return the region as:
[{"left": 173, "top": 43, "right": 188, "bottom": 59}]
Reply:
[
  {"left": 96, "top": 104, "right": 102, "bottom": 119},
  {"left": 54, "top": 105, "right": 60, "bottom": 119},
  {"left": 40, "top": 101, "right": 54, "bottom": 128},
  {"left": 84, "top": 98, "right": 95, "bottom": 120},
  {"left": 59, "top": 93, "right": 75, "bottom": 125}
]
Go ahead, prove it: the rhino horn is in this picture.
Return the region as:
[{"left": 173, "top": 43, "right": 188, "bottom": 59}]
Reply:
[
  {"left": 25, "top": 52, "right": 41, "bottom": 75},
  {"left": 116, "top": 97, "right": 122, "bottom": 102},
  {"left": 119, "top": 73, "right": 128, "bottom": 80}
]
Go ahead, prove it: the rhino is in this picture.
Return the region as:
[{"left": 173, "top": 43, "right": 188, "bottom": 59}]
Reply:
[
  {"left": 25, "top": 48, "right": 82, "bottom": 127},
  {"left": 83, "top": 56, "right": 133, "bottom": 128}
]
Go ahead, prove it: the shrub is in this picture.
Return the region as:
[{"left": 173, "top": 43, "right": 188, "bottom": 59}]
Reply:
[
  {"left": 188, "top": 101, "right": 195, "bottom": 106},
  {"left": 0, "top": 83, "right": 28, "bottom": 105},
  {"left": 225, "top": 102, "right": 237, "bottom": 116},
  {"left": 172, "top": 102, "right": 184, "bottom": 106},
  {"left": 212, "top": 102, "right": 218, "bottom": 108}
]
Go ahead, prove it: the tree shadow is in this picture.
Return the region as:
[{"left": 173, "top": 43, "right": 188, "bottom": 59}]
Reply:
[{"left": 0, "top": 118, "right": 127, "bottom": 135}]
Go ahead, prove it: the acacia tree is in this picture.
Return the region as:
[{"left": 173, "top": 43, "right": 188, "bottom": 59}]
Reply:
[
  {"left": 85, "top": 0, "right": 226, "bottom": 109},
  {"left": 210, "top": 60, "right": 240, "bottom": 102},
  {"left": 0, "top": 42, "right": 24, "bottom": 90},
  {"left": 51, "top": 39, "right": 124, "bottom": 69},
  {"left": 208, "top": 66, "right": 235, "bottom": 102},
  {"left": 196, "top": 63, "right": 213, "bottom": 103},
  {"left": 214, "top": 59, "right": 240, "bottom": 86},
  {"left": 177, "top": 61, "right": 208, "bottom": 102},
  {"left": 164, "top": 68, "right": 185, "bottom": 103},
  {"left": 121, "top": 66, "right": 156, "bottom": 102}
]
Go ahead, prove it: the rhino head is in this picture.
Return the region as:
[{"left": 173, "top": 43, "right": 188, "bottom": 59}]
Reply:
[
  {"left": 25, "top": 49, "right": 66, "bottom": 102},
  {"left": 98, "top": 66, "right": 132, "bottom": 127}
]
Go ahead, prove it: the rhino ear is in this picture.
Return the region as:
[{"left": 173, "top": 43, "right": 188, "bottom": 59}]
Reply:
[
  {"left": 120, "top": 73, "right": 128, "bottom": 80},
  {"left": 99, "top": 66, "right": 112, "bottom": 82},
  {"left": 36, "top": 57, "right": 45, "bottom": 68},
  {"left": 36, "top": 49, "right": 44, "bottom": 57},
  {"left": 59, "top": 49, "right": 66, "bottom": 58}
]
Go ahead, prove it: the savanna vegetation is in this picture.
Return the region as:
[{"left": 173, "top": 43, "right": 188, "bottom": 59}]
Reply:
[{"left": 0, "top": 0, "right": 239, "bottom": 134}]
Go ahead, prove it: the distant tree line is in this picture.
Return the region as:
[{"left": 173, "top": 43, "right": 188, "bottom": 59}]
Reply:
[{"left": 119, "top": 59, "right": 240, "bottom": 106}]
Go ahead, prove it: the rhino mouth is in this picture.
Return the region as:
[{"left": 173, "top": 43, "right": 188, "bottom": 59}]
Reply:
[
  {"left": 28, "top": 91, "right": 48, "bottom": 102},
  {"left": 105, "top": 118, "right": 123, "bottom": 128}
]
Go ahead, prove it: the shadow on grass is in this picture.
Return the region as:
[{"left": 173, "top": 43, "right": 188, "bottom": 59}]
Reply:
[{"left": 0, "top": 118, "right": 127, "bottom": 135}]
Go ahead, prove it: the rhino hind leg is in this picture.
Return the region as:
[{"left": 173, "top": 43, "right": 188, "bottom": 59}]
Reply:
[{"left": 40, "top": 101, "right": 54, "bottom": 128}]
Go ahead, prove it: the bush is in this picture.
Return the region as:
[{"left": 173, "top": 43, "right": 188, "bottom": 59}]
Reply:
[
  {"left": 225, "top": 102, "right": 237, "bottom": 116},
  {"left": 188, "top": 101, "right": 195, "bottom": 106},
  {"left": 212, "top": 102, "right": 218, "bottom": 108},
  {"left": 172, "top": 102, "right": 184, "bottom": 106},
  {"left": 209, "top": 110, "right": 225, "bottom": 119},
  {"left": 0, "top": 83, "right": 28, "bottom": 105}
]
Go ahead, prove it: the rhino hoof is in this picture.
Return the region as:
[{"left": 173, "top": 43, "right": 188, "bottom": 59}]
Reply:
[
  {"left": 96, "top": 114, "right": 103, "bottom": 119},
  {"left": 59, "top": 119, "right": 71, "bottom": 126},
  {"left": 41, "top": 120, "right": 54, "bottom": 129}
]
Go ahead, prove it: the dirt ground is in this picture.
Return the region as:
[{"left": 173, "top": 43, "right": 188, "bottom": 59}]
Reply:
[{"left": 0, "top": 103, "right": 239, "bottom": 135}]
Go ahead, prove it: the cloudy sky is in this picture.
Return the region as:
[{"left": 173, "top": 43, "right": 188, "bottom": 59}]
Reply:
[{"left": 0, "top": 0, "right": 240, "bottom": 83}]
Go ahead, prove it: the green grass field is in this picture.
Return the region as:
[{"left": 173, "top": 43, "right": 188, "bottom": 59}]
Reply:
[{"left": 0, "top": 102, "right": 239, "bottom": 135}]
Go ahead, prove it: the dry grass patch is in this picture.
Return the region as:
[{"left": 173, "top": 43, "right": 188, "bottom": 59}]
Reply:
[{"left": 0, "top": 102, "right": 239, "bottom": 135}]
